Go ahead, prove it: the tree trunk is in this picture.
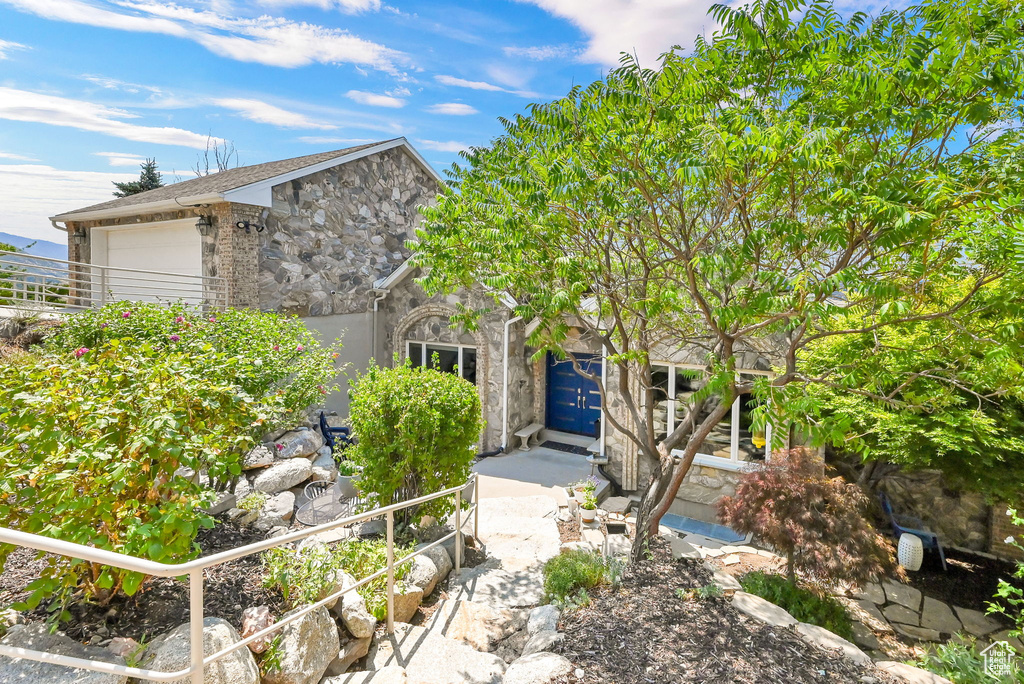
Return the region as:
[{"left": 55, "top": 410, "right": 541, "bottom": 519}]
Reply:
[{"left": 787, "top": 553, "right": 796, "bottom": 585}]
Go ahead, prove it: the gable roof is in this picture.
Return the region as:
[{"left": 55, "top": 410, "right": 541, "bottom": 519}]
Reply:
[{"left": 52, "top": 138, "right": 441, "bottom": 223}]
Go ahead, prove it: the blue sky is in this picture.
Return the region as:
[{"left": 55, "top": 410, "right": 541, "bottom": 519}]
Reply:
[{"left": 0, "top": 0, "right": 899, "bottom": 243}]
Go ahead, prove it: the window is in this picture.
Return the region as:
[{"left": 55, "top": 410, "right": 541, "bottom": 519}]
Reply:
[
  {"left": 652, "top": 363, "right": 773, "bottom": 470},
  {"left": 407, "top": 342, "right": 477, "bottom": 384}
]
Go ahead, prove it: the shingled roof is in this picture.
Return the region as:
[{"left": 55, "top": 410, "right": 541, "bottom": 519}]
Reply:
[{"left": 53, "top": 139, "right": 403, "bottom": 219}]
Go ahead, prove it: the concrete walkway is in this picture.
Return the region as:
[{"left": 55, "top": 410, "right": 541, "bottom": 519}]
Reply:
[{"left": 473, "top": 447, "right": 608, "bottom": 505}]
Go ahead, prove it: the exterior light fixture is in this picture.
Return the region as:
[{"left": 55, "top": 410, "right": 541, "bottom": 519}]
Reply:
[
  {"left": 234, "top": 220, "right": 265, "bottom": 234},
  {"left": 195, "top": 215, "right": 213, "bottom": 237},
  {"left": 71, "top": 229, "right": 88, "bottom": 246}
]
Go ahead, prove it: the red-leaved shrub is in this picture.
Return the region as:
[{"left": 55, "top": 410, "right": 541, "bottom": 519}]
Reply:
[{"left": 718, "top": 448, "right": 898, "bottom": 588}]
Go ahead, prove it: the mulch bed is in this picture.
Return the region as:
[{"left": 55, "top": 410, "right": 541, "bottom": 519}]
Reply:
[
  {"left": 903, "top": 546, "right": 1023, "bottom": 613},
  {"left": 552, "top": 537, "right": 903, "bottom": 684},
  {"left": 558, "top": 518, "right": 582, "bottom": 544},
  {"left": 0, "top": 516, "right": 286, "bottom": 643}
]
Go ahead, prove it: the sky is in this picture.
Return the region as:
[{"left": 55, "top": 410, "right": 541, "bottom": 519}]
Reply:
[{"left": 0, "top": 0, "right": 900, "bottom": 243}]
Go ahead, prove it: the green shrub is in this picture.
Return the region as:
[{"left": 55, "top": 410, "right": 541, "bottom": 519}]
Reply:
[
  {"left": 45, "top": 302, "right": 341, "bottom": 431},
  {"left": 0, "top": 340, "right": 271, "bottom": 614},
  {"left": 543, "top": 550, "right": 610, "bottom": 605},
  {"left": 914, "top": 638, "right": 1024, "bottom": 684},
  {"left": 990, "top": 508, "right": 1024, "bottom": 638},
  {"left": 739, "top": 571, "right": 853, "bottom": 640},
  {"left": 348, "top": 361, "right": 483, "bottom": 524}
]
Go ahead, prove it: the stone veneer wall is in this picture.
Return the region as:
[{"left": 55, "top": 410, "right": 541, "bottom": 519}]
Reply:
[
  {"left": 258, "top": 147, "right": 436, "bottom": 316},
  {"left": 991, "top": 504, "right": 1024, "bottom": 561},
  {"left": 877, "top": 470, "right": 990, "bottom": 551}
]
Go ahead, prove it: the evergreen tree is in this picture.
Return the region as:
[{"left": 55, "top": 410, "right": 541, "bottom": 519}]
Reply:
[{"left": 112, "top": 158, "right": 164, "bottom": 198}]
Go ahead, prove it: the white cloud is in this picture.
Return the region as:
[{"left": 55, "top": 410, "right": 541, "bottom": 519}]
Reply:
[
  {"left": 435, "top": 74, "right": 535, "bottom": 98},
  {"left": 80, "top": 74, "right": 163, "bottom": 94},
  {"left": 213, "top": 98, "right": 338, "bottom": 128},
  {"left": 425, "top": 102, "right": 478, "bottom": 116},
  {"left": 0, "top": 87, "right": 219, "bottom": 149},
  {"left": 502, "top": 44, "right": 575, "bottom": 60},
  {"left": 93, "top": 151, "right": 148, "bottom": 166},
  {"left": 416, "top": 139, "right": 469, "bottom": 153},
  {"left": 514, "top": 0, "right": 714, "bottom": 67},
  {"left": 345, "top": 90, "right": 406, "bottom": 108},
  {"left": 0, "top": 163, "right": 134, "bottom": 241},
  {"left": 254, "top": 0, "right": 381, "bottom": 13},
  {"left": 0, "top": 39, "right": 28, "bottom": 59},
  {"left": 0, "top": 151, "right": 38, "bottom": 161},
  {"left": 485, "top": 63, "right": 533, "bottom": 90},
  {"left": 1, "top": 0, "right": 406, "bottom": 72}
]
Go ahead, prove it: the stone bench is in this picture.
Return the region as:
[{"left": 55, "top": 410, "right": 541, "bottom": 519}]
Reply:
[{"left": 514, "top": 423, "right": 544, "bottom": 451}]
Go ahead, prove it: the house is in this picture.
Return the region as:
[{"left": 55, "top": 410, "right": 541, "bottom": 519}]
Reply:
[{"left": 50, "top": 138, "right": 1023, "bottom": 555}]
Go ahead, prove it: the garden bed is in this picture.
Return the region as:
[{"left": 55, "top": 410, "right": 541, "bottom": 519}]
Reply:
[
  {"left": 903, "top": 546, "right": 1022, "bottom": 613},
  {"left": 551, "top": 538, "right": 902, "bottom": 684}
]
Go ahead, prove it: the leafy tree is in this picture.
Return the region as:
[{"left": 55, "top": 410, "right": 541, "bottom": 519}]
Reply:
[
  {"left": 719, "top": 449, "right": 898, "bottom": 588},
  {"left": 413, "top": 0, "right": 1024, "bottom": 557},
  {"left": 347, "top": 361, "right": 483, "bottom": 525},
  {"left": 112, "top": 158, "right": 164, "bottom": 197}
]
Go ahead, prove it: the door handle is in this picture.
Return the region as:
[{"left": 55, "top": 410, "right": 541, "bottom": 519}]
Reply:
[{"left": 582, "top": 396, "right": 587, "bottom": 410}]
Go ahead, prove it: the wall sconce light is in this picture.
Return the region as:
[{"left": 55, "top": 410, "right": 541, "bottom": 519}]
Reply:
[
  {"left": 195, "top": 215, "right": 213, "bottom": 237},
  {"left": 71, "top": 229, "right": 88, "bottom": 246},
  {"left": 235, "top": 220, "right": 265, "bottom": 234}
]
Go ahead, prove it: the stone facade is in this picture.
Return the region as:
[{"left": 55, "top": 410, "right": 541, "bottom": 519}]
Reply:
[
  {"left": 258, "top": 147, "right": 436, "bottom": 316},
  {"left": 877, "top": 469, "right": 991, "bottom": 552},
  {"left": 990, "top": 504, "right": 1024, "bottom": 561}
]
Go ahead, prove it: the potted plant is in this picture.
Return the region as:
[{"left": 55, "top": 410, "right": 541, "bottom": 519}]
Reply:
[
  {"left": 570, "top": 476, "right": 598, "bottom": 504},
  {"left": 336, "top": 459, "right": 361, "bottom": 488},
  {"left": 580, "top": 492, "right": 598, "bottom": 523}
]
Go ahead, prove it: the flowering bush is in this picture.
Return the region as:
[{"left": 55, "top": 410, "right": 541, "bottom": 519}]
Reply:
[
  {"left": 989, "top": 508, "right": 1024, "bottom": 637},
  {"left": 45, "top": 302, "right": 340, "bottom": 430},
  {"left": 718, "top": 448, "right": 898, "bottom": 588},
  {"left": 0, "top": 341, "right": 271, "bottom": 615},
  {"left": 348, "top": 361, "right": 483, "bottom": 524}
]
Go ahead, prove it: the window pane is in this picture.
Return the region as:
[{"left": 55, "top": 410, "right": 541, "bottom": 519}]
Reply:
[
  {"left": 737, "top": 372, "right": 766, "bottom": 462},
  {"left": 426, "top": 345, "right": 459, "bottom": 374},
  {"left": 409, "top": 343, "right": 424, "bottom": 368},
  {"left": 462, "top": 348, "right": 477, "bottom": 384},
  {"left": 651, "top": 365, "right": 669, "bottom": 442}
]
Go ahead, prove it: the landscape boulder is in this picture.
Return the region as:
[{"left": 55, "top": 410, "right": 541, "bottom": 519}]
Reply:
[
  {"left": 521, "top": 631, "right": 563, "bottom": 657},
  {"left": 243, "top": 445, "right": 275, "bottom": 469},
  {"left": 262, "top": 606, "right": 339, "bottom": 684},
  {"left": 264, "top": 490, "right": 296, "bottom": 521},
  {"left": 502, "top": 652, "right": 572, "bottom": 684},
  {"left": 794, "top": 622, "right": 871, "bottom": 667},
  {"left": 367, "top": 623, "right": 506, "bottom": 684},
  {"left": 129, "top": 617, "right": 259, "bottom": 684},
  {"left": 392, "top": 584, "right": 424, "bottom": 624},
  {"left": 325, "top": 634, "right": 371, "bottom": 676},
  {"left": 425, "top": 600, "right": 521, "bottom": 652},
  {"left": 407, "top": 553, "right": 442, "bottom": 596},
  {"left": 254, "top": 459, "right": 313, "bottom": 494},
  {"left": 732, "top": 591, "right": 798, "bottom": 628},
  {"left": 273, "top": 429, "right": 324, "bottom": 460},
  {"left": 0, "top": 623, "right": 127, "bottom": 684},
  {"left": 527, "top": 606, "right": 559, "bottom": 636},
  {"left": 240, "top": 606, "right": 275, "bottom": 654},
  {"left": 322, "top": 666, "right": 408, "bottom": 683},
  {"left": 331, "top": 572, "right": 377, "bottom": 638}
]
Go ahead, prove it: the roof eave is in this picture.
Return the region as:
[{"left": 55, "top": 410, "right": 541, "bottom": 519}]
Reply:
[{"left": 50, "top": 192, "right": 225, "bottom": 224}]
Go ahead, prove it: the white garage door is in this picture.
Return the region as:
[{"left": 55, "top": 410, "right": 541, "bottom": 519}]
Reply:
[{"left": 98, "top": 220, "right": 204, "bottom": 304}]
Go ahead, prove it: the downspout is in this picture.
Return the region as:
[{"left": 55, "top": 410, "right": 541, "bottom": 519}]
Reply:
[
  {"left": 500, "top": 315, "right": 524, "bottom": 451},
  {"left": 369, "top": 288, "right": 389, "bottom": 363}
]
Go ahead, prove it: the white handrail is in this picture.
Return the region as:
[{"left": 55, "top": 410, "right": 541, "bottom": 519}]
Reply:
[{"left": 0, "top": 474, "right": 479, "bottom": 684}]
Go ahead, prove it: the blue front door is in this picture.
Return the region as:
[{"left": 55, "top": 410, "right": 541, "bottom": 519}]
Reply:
[{"left": 546, "top": 353, "right": 602, "bottom": 437}]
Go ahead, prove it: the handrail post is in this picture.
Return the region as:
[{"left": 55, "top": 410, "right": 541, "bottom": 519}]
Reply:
[
  {"left": 474, "top": 474, "right": 480, "bottom": 540},
  {"left": 189, "top": 568, "right": 204, "bottom": 684},
  {"left": 385, "top": 510, "right": 395, "bottom": 635},
  {"left": 454, "top": 488, "right": 462, "bottom": 576}
]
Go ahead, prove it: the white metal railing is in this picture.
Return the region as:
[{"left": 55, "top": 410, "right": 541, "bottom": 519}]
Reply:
[
  {"left": 0, "top": 474, "right": 480, "bottom": 683},
  {"left": 0, "top": 251, "right": 228, "bottom": 311}
]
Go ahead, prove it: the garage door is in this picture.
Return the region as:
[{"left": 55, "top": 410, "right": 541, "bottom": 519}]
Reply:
[{"left": 99, "top": 220, "right": 203, "bottom": 303}]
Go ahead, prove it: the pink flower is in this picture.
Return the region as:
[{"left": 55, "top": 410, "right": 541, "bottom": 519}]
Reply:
[
  {"left": 275, "top": 443, "right": 284, "bottom": 451},
  {"left": 175, "top": 316, "right": 185, "bottom": 324},
  {"left": 209, "top": 316, "right": 216, "bottom": 323},
  {"left": 273, "top": 345, "right": 280, "bottom": 351},
  {"left": 169, "top": 334, "right": 181, "bottom": 342},
  {"left": 100, "top": 322, "right": 108, "bottom": 329},
  {"left": 74, "top": 347, "right": 89, "bottom": 358},
  {"left": 121, "top": 311, "right": 131, "bottom": 319},
  {"left": 296, "top": 344, "right": 304, "bottom": 352}
]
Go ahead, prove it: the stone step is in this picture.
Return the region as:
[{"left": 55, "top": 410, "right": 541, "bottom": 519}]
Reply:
[
  {"left": 365, "top": 623, "right": 506, "bottom": 684},
  {"left": 446, "top": 562, "right": 546, "bottom": 611},
  {"left": 421, "top": 599, "right": 526, "bottom": 653}
]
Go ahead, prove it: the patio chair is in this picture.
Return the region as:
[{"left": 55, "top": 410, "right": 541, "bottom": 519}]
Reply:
[
  {"left": 319, "top": 411, "right": 355, "bottom": 455},
  {"left": 295, "top": 476, "right": 362, "bottom": 527},
  {"left": 879, "top": 491, "right": 947, "bottom": 571}
]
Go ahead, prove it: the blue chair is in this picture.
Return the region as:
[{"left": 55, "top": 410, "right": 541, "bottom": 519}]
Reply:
[
  {"left": 319, "top": 411, "right": 354, "bottom": 456},
  {"left": 879, "top": 491, "right": 947, "bottom": 571}
]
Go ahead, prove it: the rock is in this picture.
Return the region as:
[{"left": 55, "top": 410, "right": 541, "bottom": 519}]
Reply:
[
  {"left": 0, "top": 609, "right": 23, "bottom": 635},
  {"left": 559, "top": 541, "right": 594, "bottom": 554},
  {"left": 989, "top": 629, "right": 1024, "bottom": 653},
  {"left": 332, "top": 573, "right": 376, "bottom": 639},
  {"left": 495, "top": 630, "right": 530, "bottom": 664},
  {"left": 255, "top": 514, "right": 288, "bottom": 533},
  {"left": 407, "top": 554, "right": 442, "bottom": 596},
  {"left": 241, "top": 606, "right": 275, "bottom": 654},
  {"left": 795, "top": 622, "right": 871, "bottom": 667},
  {"left": 891, "top": 623, "right": 942, "bottom": 641},
  {"left": 850, "top": 622, "right": 881, "bottom": 651},
  {"left": 527, "top": 605, "right": 560, "bottom": 636},
  {"left": 262, "top": 606, "right": 339, "bottom": 684},
  {"left": 414, "top": 542, "right": 453, "bottom": 587},
  {"left": 920, "top": 597, "right": 961, "bottom": 634},
  {"left": 601, "top": 496, "right": 632, "bottom": 514},
  {"left": 355, "top": 519, "right": 387, "bottom": 538},
  {"left": 502, "top": 652, "right": 572, "bottom": 684},
  {"left": 244, "top": 445, "right": 275, "bottom": 469},
  {"left": 851, "top": 599, "right": 892, "bottom": 633},
  {"left": 130, "top": 617, "right": 259, "bottom": 684},
  {"left": 392, "top": 584, "right": 424, "bottom": 624},
  {"left": 312, "top": 449, "right": 339, "bottom": 482},
  {"left": 953, "top": 605, "right": 1001, "bottom": 637},
  {"left": 326, "top": 635, "right": 371, "bottom": 676},
  {"left": 106, "top": 637, "right": 139, "bottom": 659},
  {"left": 254, "top": 459, "right": 313, "bottom": 494},
  {"left": 882, "top": 603, "right": 920, "bottom": 626},
  {"left": 0, "top": 623, "right": 127, "bottom": 684},
  {"left": 367, "top": 623, "right": 505, "bottom": 684},
  {"left": 234, "top": 476, "right": 253, "bottom": 499},
  {"left": 227, "top": 507, "right": 260, "bottom": 525},
  {"left": 711, "top": 569, "right": 742, "bottom": 592},
  {"left": 882, "top": 580, "right": 922, "bottom": 611},
  {"left": 274, "top": 428, "right": 324, "bottom": 460},
  {"left": 732, "top": 591, "right": 798, "bottom": 628},
  {"left": 668, "top": 537, "right": 702, "bottom": 560},
  {"left": 605, "top": 534, "right": 631, "bottom": 559},
  {"left": 854, "top": 582, "right": 885, "bottom": 605},
  {"left": 521, "top": 631, "right": 563, "bottom": 657},
  {"left": 322, "top": 666, "right": 408, "bottom": 683},
  {"left": 447, "top": 564, "right": 545, "bottom": 610},
  {"left": 202, "top": 490, "right": 237, "bottom": 515},
  {"left": 265, "top": 490, "right": 296, "bottom": 521},
  {"left": 425, "top": 600, "right": 522, "bottom": 652},
  {"left": 875, "top": 661, "right": 953, "bottom": 683}
]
